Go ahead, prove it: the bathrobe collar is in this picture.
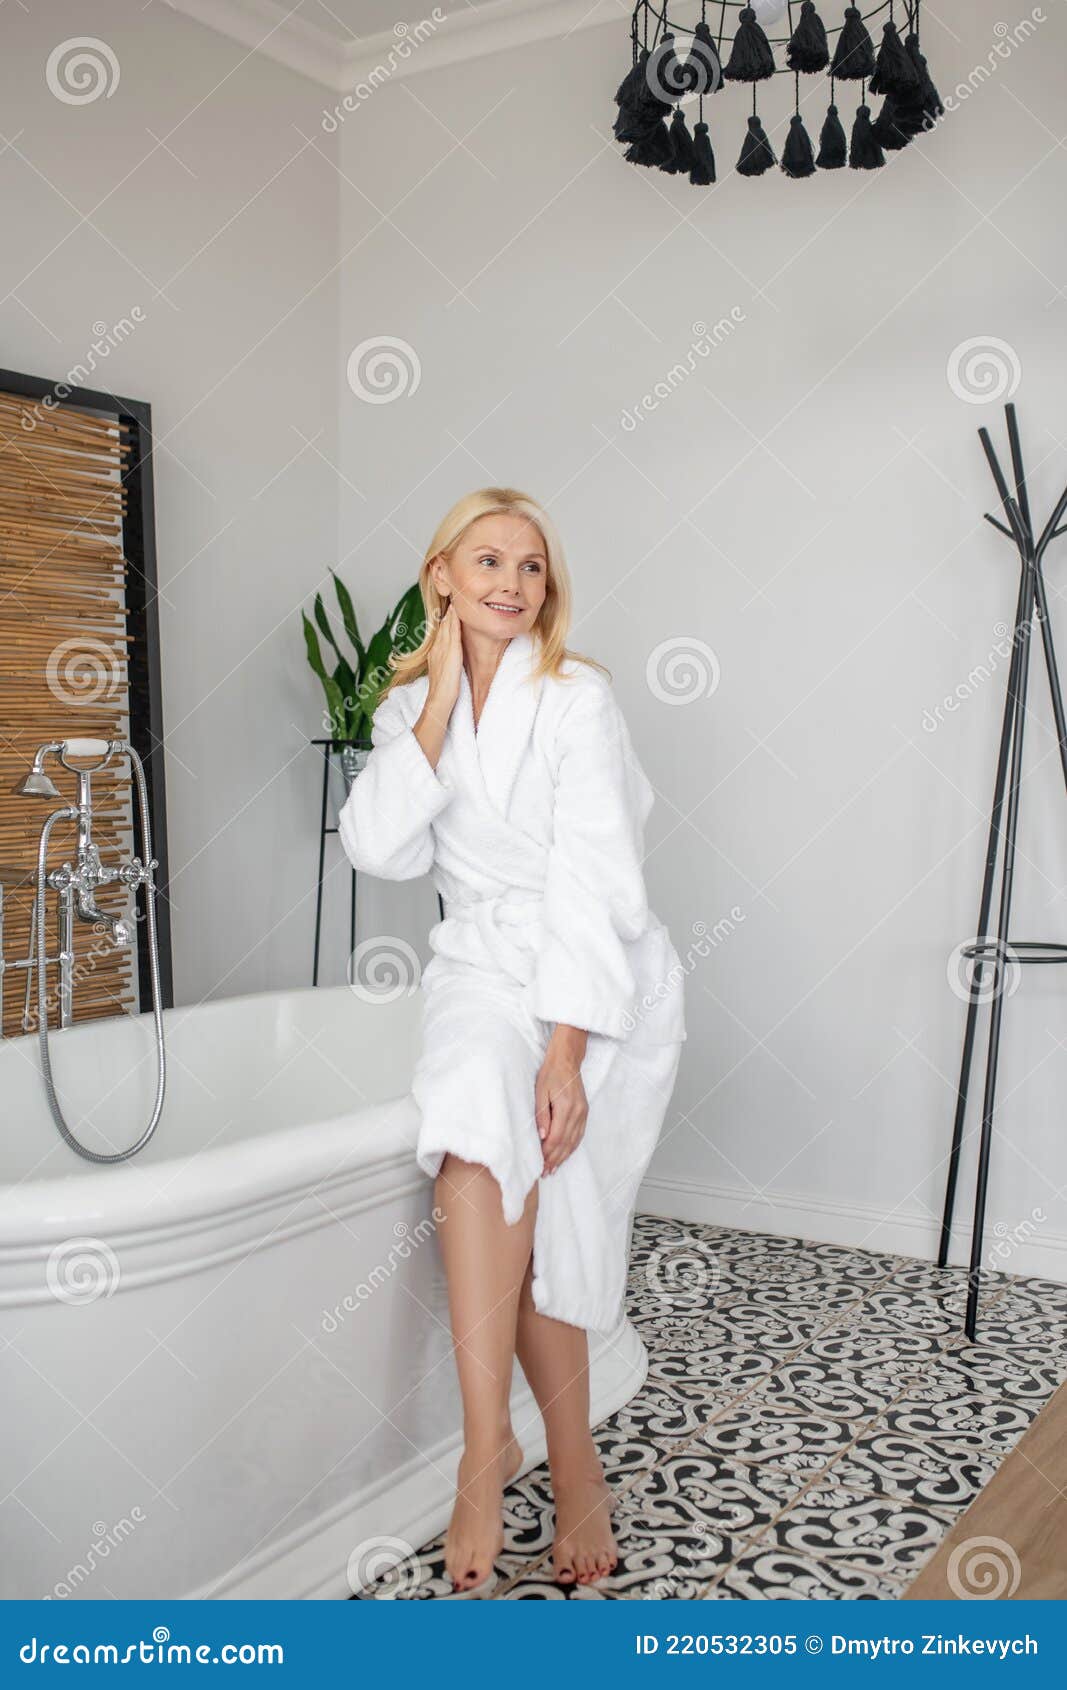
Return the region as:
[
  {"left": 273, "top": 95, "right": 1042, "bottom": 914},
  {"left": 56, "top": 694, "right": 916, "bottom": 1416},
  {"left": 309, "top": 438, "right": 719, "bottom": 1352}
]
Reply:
[{"left": 452, "top": 630, "right": 544, "bottom": 819}]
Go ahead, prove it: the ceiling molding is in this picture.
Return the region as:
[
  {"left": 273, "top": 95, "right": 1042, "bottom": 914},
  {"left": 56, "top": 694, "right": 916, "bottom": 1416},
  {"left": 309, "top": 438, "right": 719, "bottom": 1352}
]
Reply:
[{"left": 165, "top": 0, "right": 624, "bottom": 93}]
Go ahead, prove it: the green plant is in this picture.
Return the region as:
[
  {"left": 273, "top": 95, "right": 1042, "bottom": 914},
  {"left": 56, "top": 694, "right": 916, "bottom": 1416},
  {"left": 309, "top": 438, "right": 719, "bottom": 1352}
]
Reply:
[{"left": 302, "top": 571, "right": 425, "bottom": 743}]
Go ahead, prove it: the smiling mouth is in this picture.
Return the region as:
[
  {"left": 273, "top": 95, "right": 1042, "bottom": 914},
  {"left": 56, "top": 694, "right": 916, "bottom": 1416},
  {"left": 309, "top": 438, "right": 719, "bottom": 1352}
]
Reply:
[{"left": 483, "top": 602, "right": 524, "bottom": 616}]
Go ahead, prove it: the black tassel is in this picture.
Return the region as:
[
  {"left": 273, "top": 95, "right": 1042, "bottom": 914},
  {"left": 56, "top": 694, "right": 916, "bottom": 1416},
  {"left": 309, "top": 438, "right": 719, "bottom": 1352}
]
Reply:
[
  {"left": 612, "top": 50, "right": 673, "bottom": 147},
  {"left": 736, "top": 112, "right": 776, "bottom": 176},
  {"left": 690, "top": 19, "right": 724, "bottom": 96},
  {"left": 613, "top": 48, "right": 672, "bottom": 143},
  {"left": 613, "top": 53, "right": 645, "bottom": 117},
  {"left": 723, "top": 7, "right": 776, "bottom": 84},
  {"left": 830, "top": 6, "right": 876, "bottom": 80},
  {"left": 787, "top": 2, "right": 830, "bottom": 74},
  {"left": 666, "top": 106, "right": 698, "bottom": 174},
  {"left": 872, "top": 33, "right": 945, "bottom": 151},
  {"left": 906, "top": 32, "right": 945, "bottom": 124},
  {"left": 872, "top": 94, "right": 918, "bottom": 150},
  {"left": 869, "top": 20, "right": 921, "bottom": 97},
  {"left": 625, "top": 120, "right": 675, "bottom": 169},
  {"left": 849, "top": 103, "right": 885, "bottom": 169},
  {"left": 781, "top": 113, "right": 816, "bottom": 178},
  {"left": 816, "top": 102, "right": 848, "bottom": 168},
  {"left": 690, "top": 120, "right": 717, "bottom": 185}
]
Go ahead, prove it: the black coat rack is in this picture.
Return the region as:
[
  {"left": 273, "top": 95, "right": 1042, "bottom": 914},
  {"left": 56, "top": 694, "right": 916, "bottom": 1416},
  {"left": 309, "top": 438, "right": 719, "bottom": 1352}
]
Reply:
[{"left": 938, "top": 404, "right": 1067, "bottom": 1339}]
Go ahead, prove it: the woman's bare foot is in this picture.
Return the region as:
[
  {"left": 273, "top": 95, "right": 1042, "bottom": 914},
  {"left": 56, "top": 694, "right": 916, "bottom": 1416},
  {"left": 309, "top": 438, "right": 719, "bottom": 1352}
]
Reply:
[
  {"left": 550, "top": 1457, "right": 619, "bottom": 1587},
  {"left": 444, "top": 1428, "right": 523, "bottom": 1593}
]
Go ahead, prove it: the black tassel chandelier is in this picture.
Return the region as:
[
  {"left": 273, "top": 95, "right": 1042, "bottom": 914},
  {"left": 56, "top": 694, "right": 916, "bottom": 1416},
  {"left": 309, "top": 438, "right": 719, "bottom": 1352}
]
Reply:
[{"left": 614, "top": 0, "right": 943, "bottom": 184}]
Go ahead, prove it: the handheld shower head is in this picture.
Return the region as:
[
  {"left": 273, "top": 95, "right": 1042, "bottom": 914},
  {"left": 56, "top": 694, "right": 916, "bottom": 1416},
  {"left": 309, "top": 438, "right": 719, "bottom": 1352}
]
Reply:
[
  {"left": 13, "top": 769, "right": 61, "bottom": 799},
  {"left": 13, "top": 741, "right": 66, "bottom": 799}
]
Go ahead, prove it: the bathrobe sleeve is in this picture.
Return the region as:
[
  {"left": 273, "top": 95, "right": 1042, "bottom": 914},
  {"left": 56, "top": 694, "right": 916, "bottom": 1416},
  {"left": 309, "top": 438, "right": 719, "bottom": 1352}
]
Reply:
[
  {"left": 337, "top": 684, "right": 454, "bottom": 880},
  {"left": 528, "top": 677, "right": 651, "bottom": 1040}
]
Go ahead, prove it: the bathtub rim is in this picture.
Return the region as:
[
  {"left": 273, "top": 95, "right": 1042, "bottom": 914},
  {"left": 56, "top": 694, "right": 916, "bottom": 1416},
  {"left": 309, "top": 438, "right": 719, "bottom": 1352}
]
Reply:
[{"left": 0, "top": 983, "right": 423, "bottom": 1244}]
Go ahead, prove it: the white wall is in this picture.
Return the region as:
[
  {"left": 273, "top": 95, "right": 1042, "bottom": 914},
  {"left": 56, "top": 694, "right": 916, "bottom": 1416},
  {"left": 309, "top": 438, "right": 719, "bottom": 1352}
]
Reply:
[
  {"left": 5, "top": 1, "right": 1065, "bottom": 1278},
  {"left": 0, "top": 0, "right": 340, "bottom": 1004},
  {"left": 335, "top": 0, "right": 1067, "bottom": 1278}
]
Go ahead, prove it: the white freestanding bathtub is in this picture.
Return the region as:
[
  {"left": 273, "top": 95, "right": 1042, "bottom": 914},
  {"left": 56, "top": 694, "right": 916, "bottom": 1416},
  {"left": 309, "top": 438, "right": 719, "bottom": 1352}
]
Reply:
[{"left": 0, "top": 985, "right": 646, "bottom": 1600}]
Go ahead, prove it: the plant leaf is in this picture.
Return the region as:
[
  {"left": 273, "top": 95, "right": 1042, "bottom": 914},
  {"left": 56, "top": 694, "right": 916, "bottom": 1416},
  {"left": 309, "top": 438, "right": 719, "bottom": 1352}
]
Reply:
[
  {"left": 331, "top": 569, "right": 365, "bottom": 670},
  {"left": 303, "top": 613, "right": 346, "bottom": 737},
  {"left": 362, "top": 623, "right": 395, "bottom": 694},
  {"left": 314, "top": 592, "right": 344, "bottom": 662},
  {"left": 391, "top": 582, "right": 427, "bottom": 653},
  {"left": 302, "top": 612, "right": 329, "bottom": 682}
]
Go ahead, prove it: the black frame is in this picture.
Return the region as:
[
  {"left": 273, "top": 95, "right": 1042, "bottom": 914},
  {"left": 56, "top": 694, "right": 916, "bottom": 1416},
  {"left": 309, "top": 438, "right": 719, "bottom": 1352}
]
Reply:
[{"left": 0, "top": 365, "right": 174, "bottom": 1012}]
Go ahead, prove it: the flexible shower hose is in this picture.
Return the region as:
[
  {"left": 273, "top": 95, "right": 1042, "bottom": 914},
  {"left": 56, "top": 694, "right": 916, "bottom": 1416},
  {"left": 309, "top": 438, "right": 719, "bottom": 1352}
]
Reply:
[{"left": 34, "top": 747, "right": 167, "bottom": 1163}]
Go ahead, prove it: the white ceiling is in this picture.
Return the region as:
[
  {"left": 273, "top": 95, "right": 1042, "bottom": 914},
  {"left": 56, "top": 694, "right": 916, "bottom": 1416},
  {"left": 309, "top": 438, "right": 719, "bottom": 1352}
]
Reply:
[{"left": 167, "top": 0, "right": 626, "bottom": 91}]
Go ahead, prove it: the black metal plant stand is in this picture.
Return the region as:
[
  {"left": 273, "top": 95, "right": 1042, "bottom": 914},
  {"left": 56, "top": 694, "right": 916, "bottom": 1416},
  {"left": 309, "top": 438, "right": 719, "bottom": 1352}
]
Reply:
[
  {"left": 311, "top": 738, "right": 369, "bottom": 987},
  {"left": 310, "top": 736, "right": 445, "bottom": 985},
  {"left": 938, "top": 404, "right": 1067, "bottom": 1339}
]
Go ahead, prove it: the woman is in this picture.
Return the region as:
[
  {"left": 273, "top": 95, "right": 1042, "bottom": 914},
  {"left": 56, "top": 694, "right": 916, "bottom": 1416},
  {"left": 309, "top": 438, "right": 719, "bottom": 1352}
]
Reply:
[{"left": 338, "top": 489, "right": 685, "bottom": 1594}]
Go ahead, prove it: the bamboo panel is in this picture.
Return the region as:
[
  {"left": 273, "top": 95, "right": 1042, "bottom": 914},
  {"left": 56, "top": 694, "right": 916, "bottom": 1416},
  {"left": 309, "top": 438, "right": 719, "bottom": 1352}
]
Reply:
[{"left": 0, "top": 387, "right": 137, "bottom": 1039}]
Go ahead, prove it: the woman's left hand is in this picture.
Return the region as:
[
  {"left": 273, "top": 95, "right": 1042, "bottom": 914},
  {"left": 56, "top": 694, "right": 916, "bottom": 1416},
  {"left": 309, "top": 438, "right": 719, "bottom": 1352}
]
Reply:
[{"left": 535, "top": 1026, "right": 589, "bottom": 1175}]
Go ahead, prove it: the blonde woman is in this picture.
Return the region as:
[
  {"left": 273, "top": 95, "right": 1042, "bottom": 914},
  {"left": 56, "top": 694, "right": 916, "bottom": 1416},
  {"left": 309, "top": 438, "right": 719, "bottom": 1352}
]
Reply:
[{"left": 338, "top": 490, "right": 685, "bottom": 1594}]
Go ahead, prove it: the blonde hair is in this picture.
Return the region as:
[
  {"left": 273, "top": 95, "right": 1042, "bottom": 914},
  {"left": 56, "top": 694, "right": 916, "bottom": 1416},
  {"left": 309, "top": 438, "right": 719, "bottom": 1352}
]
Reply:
[{"left": 382, "top": 487, "right": 606, "bottom": 697}]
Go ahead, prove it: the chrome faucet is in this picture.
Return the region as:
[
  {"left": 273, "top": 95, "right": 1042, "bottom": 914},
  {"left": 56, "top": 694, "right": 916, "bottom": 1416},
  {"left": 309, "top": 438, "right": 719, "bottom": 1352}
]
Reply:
[
  {"left": 6, "top": 738, "right": 167, "bottom": 1163},
  {"left": 15, "top": 739, "right": 152, "bottom": 948}
]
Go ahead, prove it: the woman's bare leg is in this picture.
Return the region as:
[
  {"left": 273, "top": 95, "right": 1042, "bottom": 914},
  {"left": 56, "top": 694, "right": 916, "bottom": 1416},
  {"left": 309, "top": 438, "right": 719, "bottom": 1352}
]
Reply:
[
  {"left": 515, "top": 1258, "right": 618, "bottom": 1586},
  {"left": 435, "top": 1154, "right": 536, "bottom": 1591}
]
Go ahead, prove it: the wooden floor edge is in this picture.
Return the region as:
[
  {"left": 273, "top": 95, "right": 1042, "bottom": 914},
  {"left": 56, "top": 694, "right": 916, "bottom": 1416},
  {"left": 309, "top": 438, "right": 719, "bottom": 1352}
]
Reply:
[{"left": 906, "top": 1378, "right": 1067, "bottom": 1600}]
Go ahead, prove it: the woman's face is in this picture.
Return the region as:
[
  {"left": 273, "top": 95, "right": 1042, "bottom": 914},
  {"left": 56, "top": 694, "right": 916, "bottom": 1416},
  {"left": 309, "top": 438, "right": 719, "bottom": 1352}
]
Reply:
[{"left": 431, "top": 513, "right": 548, "bottom": 642}]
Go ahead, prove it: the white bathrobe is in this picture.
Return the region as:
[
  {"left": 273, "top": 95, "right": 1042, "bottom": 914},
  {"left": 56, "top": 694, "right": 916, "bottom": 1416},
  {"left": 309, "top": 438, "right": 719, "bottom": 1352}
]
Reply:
[{"left": 337, "top": 630, "right": 685, "bottom": 1334}]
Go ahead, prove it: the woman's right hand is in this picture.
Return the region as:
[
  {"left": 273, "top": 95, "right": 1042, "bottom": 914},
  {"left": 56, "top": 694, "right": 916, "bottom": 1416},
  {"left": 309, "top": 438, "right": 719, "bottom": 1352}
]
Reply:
[
  {"left": 426, "top": 603, "right": 463, "bottom": 716},
  {"left": 415, "top": 603, "right": 463, "bottom": 767}
]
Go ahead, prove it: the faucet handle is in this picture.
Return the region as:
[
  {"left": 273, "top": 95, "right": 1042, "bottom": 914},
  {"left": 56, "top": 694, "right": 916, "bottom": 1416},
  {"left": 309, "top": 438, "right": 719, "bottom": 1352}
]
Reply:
[
  {"left": 63, "top": 739, "right": 109, "bottom": 759},
  {"left": 118, "top": 856, "right": 154, "bottom": 890}
]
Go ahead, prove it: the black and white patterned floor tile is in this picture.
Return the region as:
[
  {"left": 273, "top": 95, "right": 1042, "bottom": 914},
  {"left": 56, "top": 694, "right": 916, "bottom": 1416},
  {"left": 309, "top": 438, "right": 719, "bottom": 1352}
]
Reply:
[
  {"left": 753, "top": 1478, "right": 958, "bottom": 1582},
  {"left": 502, "top": 1452, "right": 807, "bottom": 1601},
  {"left": 820, "top": 1427, "right": 1000, "bottom": 1511},
  {"left": 707, "top": 1544, "right": 905, "bottom": 1601},
  {"left": 359, "top": 1215, "right": 1067, "bottom": 1601}
]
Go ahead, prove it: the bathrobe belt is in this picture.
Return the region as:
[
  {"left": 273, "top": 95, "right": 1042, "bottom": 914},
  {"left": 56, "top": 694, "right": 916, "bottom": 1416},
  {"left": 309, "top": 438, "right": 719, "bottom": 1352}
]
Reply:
[{"left": 429, "top": 889, "right": 685, "bottom": 1051}]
